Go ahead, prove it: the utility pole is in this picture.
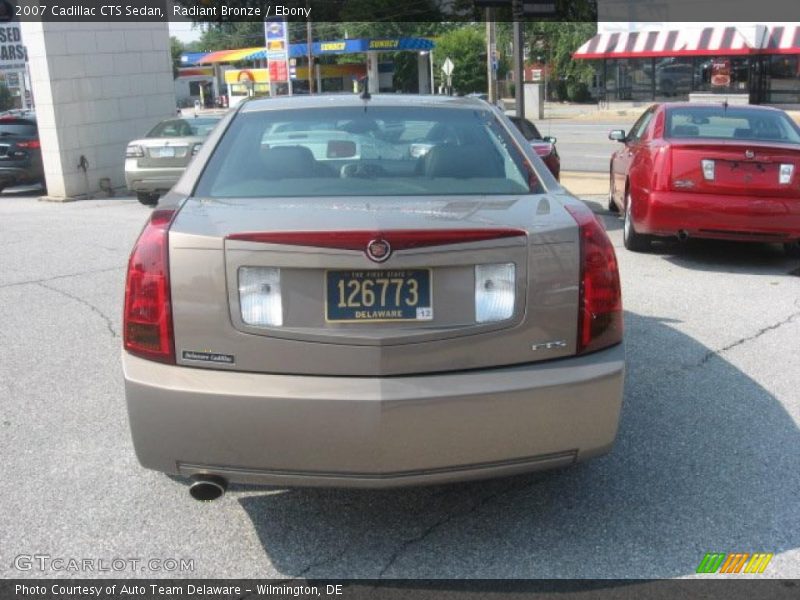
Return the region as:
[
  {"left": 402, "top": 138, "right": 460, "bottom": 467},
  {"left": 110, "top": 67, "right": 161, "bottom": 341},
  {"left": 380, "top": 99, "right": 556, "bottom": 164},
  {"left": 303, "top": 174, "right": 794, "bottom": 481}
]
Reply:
[
  {"left": 512, "top": 0, "right": 525, "bottom": 119},
  {"left": 306, "top": 10, "right": 314, "bottom": 94},
  {"left": 486, "top": 10, "right": 496, "bottom": 103}
]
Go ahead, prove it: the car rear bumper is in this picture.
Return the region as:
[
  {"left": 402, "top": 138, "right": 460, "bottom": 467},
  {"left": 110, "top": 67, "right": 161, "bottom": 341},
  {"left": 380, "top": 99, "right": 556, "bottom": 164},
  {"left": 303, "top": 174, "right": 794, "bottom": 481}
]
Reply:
[
  {"left": 123, "top": 344, "right": 625, "bottom": 488},
  {"left": 0, "top": 164, "right": 41, "bottom": 185},
  {"left": 125, "top": 167, "right": 184, "bottom": 193},
  {"left": 641, "top": 190, "right": 800, "bottom": 242}
]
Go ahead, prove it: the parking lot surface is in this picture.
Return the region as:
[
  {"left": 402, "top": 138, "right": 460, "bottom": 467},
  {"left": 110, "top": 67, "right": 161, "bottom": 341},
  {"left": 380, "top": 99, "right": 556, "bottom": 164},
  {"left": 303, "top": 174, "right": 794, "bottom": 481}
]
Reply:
[{"left": 1, "top": 195, "right": 798, "bottom": 579}]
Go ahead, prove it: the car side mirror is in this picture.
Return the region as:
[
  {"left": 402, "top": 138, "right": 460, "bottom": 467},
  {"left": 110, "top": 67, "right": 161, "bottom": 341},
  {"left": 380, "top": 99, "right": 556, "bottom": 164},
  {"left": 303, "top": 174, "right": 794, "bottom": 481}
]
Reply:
[
  {"left": 608, "top": 129, "right": 626, "bottom": 142},
  {"left": 543, "top": 136, "right": 557, "bottom": 144}
]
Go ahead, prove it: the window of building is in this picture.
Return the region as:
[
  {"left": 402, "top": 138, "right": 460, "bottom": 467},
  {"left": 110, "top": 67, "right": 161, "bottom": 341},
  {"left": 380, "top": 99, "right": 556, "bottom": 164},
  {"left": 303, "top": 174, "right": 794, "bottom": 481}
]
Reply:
[{"left": 767, "top": 55, "right": 800, "bottom": 104}]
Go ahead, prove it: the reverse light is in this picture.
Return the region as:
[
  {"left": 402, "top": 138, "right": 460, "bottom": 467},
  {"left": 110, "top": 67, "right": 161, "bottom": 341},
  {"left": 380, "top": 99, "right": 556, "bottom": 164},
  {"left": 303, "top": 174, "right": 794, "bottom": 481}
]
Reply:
[
  {"left": 123, "top": 209, "right": 176, "bottom": 364},
  {"left": 779, "top": 163, "right": 794, "bottom": 185},
  {"left": 701, "top": 159, "right": 715, "bottom": 181},
  {"left": 475, "top": 263, "right": 515, "bottom": 323},
  {"left": 564, "top": 204, "right": 623, "bottom": 355},
  {"left": 239, "top": 267, "right": 283, "bottom": 327}
]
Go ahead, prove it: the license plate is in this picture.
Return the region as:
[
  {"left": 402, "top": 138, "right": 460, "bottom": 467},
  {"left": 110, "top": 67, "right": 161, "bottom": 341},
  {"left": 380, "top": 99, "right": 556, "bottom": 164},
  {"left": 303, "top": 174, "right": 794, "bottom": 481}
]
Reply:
[
  {"left": 326, "top": 269, "right": 432, "bottom": 323},
  {"left": 154, "top": 147, "right": 175, "bottom": 158}
]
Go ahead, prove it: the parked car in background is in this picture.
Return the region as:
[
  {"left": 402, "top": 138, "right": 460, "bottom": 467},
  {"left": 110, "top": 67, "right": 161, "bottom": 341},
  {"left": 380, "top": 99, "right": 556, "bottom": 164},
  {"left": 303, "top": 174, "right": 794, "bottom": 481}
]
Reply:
[
  {"left": 0, "top": 112, "right": 44, "bottom": 193},
  {"left": 609, "top": 103, "right": 800, "bottom": 255},
  {"left": 509, "top": 116, "right": 560, "bottom": 180},
  {"left": 122, "top": 95, "right": 624, "bottom": 500},
  {"left": 125, "top": 115, "right": 222, "bottom": 206}
]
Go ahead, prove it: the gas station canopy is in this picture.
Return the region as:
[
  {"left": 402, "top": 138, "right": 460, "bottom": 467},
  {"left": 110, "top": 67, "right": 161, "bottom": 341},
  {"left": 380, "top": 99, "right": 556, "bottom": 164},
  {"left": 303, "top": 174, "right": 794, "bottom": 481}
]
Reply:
[{"left": 181, "top": 37, "right": 435, "bottom": 65}]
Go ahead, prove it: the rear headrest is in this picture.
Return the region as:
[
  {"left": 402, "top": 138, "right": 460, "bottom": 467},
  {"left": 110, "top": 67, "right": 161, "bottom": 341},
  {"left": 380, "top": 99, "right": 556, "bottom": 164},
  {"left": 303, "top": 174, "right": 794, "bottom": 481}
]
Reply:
[
  {"left": 733, "top": 128, "right": 753, "bottom": 139},
  {"left": 671, "top": 124, "right": 699, "bottom": 137},
  {"left": 261, "top": 146, "right": 316, "bottom": 178},
  {"left": 423, "top": 145, "right": 503, "bottom": 179}
]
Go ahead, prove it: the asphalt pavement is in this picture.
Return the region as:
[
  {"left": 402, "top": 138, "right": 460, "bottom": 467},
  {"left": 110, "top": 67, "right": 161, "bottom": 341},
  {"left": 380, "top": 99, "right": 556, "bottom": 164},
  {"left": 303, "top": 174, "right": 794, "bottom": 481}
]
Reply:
[
  {"left": 1, "top": 194, "right": 799, "bottom": 579},
  {"left": 538, "top": 119, "right": 633, "bottom": 174}
]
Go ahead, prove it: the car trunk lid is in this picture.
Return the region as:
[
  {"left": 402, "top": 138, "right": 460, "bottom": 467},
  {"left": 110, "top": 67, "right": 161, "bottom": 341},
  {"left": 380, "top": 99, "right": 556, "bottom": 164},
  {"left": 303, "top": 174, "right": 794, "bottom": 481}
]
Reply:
[
  {"left": 670, "top": 140, "right": 800, "bottom": 197},
  {"left": 167, "top": 194, "right": 581, "bottom": 376}
]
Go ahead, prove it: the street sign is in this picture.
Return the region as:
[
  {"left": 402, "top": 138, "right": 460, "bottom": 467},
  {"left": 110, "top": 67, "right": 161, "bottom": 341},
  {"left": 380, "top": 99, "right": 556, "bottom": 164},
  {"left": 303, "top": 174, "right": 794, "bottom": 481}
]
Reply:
[{"left": 442, "top": 57, "right": 454, "bottom": 77}]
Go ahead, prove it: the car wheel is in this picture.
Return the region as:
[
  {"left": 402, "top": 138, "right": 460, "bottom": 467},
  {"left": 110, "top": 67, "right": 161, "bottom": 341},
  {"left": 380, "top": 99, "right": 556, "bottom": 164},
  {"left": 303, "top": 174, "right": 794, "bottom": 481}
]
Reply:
[
  {"left": 137, "top": 192, "right": 158, "bottom": 206},
  {"left": 608, "top": 172, "right": 619, "bottom": 212},
  {"left": 784, "top": 241, "right": 800, "bottom": 258},
  {"left": 623, "top": 187, "right": 651, "bottom": 252}
]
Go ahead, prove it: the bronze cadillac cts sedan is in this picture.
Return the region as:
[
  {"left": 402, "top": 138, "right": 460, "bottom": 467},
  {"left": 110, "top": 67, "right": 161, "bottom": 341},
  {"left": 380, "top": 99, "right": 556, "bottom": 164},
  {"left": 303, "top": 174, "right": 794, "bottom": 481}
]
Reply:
[{"left": 122, "top": 95, "right": 625, "bottom": 500}]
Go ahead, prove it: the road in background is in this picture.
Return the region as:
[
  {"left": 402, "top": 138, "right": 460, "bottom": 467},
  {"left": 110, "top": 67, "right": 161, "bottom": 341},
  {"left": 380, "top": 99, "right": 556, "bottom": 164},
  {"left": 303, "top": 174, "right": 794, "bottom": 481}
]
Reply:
[
  {"left": 1, "top": 196, "right": 799, "bottom": 579},
  {"left": 536, "top": 119, "right": 632, "bottom": 173}
]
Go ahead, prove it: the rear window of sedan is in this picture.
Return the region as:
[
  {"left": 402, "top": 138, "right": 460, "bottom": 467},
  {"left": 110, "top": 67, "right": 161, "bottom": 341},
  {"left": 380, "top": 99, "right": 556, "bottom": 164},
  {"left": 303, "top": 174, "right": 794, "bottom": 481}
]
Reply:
[
  {"left": 147, "top": 117, "right": 221, "bottom": 138},
  {"left": 666, "top": 107, "right": 800, "bottom": 143},
  {"left": 0, "top": 118, "right": 37, "bottom": 136},
  {"left": 194, "top": 106, "right": 538, "bottom": 198}
]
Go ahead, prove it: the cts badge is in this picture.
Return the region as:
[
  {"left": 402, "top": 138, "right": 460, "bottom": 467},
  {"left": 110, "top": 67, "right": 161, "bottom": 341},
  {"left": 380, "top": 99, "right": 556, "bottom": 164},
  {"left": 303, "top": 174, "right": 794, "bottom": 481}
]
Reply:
[{"left": 366, "top": 239, "right": 392, "bottom": 262}]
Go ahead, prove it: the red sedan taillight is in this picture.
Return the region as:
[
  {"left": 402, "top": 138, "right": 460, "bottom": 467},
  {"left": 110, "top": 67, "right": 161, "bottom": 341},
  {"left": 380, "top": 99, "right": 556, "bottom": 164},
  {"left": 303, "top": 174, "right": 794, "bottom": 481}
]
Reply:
[
  {"left": 565, "top": 204, "right": 623, "bottom": 355},
  {"left": 123, "top": 209, "right": 176, "bottom": 364}
]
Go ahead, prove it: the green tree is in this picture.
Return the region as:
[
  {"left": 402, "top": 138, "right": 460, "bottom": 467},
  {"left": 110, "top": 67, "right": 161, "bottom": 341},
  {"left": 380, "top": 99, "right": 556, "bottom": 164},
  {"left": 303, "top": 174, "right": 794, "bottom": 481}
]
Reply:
[
  {"left": 496, "top": 21, "right": 596, "bottom": 100},
  {"left": 433, "top": 26, "right": 486, "bottom": 94},
  {"left": 170, "top": 36, "right": 185, "bottom": 79}
]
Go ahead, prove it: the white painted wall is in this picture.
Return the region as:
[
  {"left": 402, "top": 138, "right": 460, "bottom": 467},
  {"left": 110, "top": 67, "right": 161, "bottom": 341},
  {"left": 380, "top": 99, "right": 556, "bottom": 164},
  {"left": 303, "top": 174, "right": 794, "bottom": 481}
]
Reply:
[{"left": 21, "top": 22, "right": 175, "bottom": 199}]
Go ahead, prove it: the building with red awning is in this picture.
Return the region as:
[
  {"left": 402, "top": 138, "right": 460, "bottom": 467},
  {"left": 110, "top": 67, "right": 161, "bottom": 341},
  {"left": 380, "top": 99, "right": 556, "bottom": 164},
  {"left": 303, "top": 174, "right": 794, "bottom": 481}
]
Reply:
[{"left": 574, "top": 23, "right": 800, "bottom": 105}]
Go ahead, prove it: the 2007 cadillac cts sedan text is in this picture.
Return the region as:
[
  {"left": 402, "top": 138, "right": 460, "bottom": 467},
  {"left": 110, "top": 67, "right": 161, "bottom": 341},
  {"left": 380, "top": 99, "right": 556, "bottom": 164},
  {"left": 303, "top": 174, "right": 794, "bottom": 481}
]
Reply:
[{"left": 122, "top": 95, "right": 625, "bottom": 500}]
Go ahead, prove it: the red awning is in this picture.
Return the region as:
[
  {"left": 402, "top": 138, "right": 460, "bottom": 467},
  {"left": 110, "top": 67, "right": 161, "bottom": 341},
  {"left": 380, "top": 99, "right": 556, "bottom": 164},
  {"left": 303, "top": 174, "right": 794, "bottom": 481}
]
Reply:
[
  {"left": 762, "top": 25, "right": 800, "bottom": 54},
  {"left": 574, "top": 27, "right": 756, "bottom": 59}
]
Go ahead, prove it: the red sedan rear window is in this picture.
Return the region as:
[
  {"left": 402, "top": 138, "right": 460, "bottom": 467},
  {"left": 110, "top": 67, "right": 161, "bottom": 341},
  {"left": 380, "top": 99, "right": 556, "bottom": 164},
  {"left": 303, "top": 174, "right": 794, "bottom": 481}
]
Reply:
[{"left": 666, "top": 107, "right": 800, "bottom": 143}]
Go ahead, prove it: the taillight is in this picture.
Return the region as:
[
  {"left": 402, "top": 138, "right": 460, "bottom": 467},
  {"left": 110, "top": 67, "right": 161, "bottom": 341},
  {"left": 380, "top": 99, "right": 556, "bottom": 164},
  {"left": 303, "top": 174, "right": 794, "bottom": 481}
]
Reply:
[
  {"left": 565, "top": 204, "right": 623, "bottom": 355},
  {"left": 17, "top": 139, "right": 40, "bottom": 149},
  {"left": 532, "top": 143, "right": 554, "bottom": 158},
  {"left": 123, "top": 209, "right": 176, "bottom": 364},
  {"left": 126, "top": 144, "right": 144, "bottom": 158}
]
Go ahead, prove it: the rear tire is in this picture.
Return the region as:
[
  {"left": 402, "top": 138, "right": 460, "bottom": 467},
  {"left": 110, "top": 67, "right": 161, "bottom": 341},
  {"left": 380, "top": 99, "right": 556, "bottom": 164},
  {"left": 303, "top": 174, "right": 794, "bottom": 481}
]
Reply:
[
  {"left": 784, "top": 241, "right": 800, "bottom": 258},
  {"left": 623, "top": 187, "right": 651, "bottom": 252},
  {"left": 137, "top": 192, "right": 158, "bottom": 206},
  {"left": 608, "top": 172, "right": 619, "bottom": 213}
]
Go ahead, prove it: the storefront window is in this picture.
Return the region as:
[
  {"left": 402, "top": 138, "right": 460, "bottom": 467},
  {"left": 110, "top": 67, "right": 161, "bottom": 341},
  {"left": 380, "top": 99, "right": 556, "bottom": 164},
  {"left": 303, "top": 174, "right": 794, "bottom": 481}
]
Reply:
[
  {"left": 604, "top": 59, "right": 654, "bottom": 101},
  {"left": 692, "top": 56, "right": 749, "bottom": 94},
  {"left": 655, "top": 58, "right": 692, "bottom": 100},
  {"left": 767, "top": 55, "right": 800, "bottom": 104}
]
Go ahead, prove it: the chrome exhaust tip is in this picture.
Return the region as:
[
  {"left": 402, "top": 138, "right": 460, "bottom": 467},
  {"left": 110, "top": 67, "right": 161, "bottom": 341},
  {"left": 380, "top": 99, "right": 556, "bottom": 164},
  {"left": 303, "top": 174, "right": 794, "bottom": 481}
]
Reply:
[
  {"left": 188, "top": 475, "right": 227, "bottom": 501},
  {"left": 677, "top": 230, "right": 689, "bottom": 242}
]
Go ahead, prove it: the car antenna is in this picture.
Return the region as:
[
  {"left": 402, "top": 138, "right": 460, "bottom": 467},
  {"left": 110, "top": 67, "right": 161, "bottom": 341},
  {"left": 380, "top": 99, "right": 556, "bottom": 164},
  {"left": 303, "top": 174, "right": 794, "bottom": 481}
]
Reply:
[{"left": 722, "top": 99, "right": 728, "bottom": 113}]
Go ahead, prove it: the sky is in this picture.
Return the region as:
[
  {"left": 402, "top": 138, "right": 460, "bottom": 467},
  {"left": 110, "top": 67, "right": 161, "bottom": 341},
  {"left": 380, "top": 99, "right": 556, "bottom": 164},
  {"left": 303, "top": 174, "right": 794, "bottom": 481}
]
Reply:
[{"left": 169, "top": 21, "right": 202, "bottom": 44}]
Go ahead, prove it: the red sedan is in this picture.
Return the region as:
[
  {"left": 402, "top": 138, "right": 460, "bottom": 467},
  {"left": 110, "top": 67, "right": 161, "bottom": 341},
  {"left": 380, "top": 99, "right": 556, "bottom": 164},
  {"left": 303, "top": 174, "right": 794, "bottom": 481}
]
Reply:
[
  {"left": 509, "top": 116, "right": 560, "bottom": 180},
  {"left": 608, "top": 103, "right": 800, "bottom": 255}
]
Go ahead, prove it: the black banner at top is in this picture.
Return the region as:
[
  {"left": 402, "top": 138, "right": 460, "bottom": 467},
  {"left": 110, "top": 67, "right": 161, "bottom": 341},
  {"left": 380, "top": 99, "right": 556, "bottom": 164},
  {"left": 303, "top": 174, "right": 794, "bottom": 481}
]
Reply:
[{"left": 3, "top": 0, "right": 798, "bottom": 23}]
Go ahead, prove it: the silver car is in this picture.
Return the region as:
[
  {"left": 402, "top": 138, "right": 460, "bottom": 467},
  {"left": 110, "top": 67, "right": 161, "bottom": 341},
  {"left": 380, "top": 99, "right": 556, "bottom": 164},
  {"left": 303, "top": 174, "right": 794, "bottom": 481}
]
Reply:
[
  {"left": 122, "top": 95, "right": 624, "bottom": 500},
  {"left": 125, "top": 116, "right": 222, "bottom": 205}
]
